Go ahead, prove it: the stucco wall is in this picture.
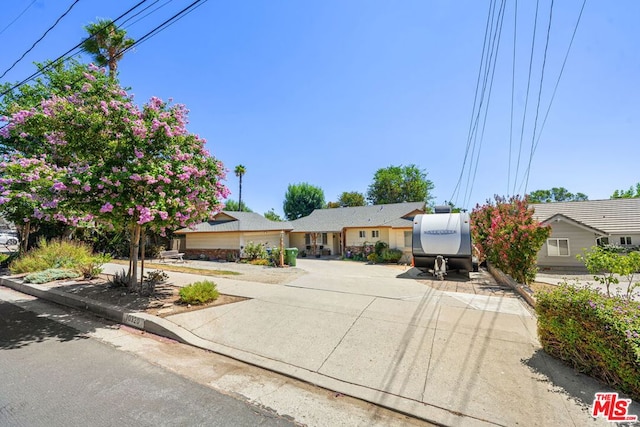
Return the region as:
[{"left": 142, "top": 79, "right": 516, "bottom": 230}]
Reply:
[{"left": 537, "top": 221, "right": 599, "bottom": 267}]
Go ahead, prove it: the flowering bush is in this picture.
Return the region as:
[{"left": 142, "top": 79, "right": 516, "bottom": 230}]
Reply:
[
  {"left": 0, "top": 61, "right": 229, "bottom": 287},
  {"left": 471, "top": 195, "right": 550, "bottom": 285},
  {"left": 536, "top": 283, "right": 640, "bottom": 401}
]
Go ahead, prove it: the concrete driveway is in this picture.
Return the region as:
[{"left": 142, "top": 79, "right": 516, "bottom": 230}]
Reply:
[{"left": 132, "top": 258, "right": 623, "bottom": 426}]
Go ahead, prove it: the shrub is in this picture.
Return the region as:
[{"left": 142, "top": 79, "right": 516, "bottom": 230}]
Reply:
[
  {"left": 269, "top": 247, "right": 282, "bottom": 266},
  {"left": 243, "top": 241, "right": 267, "bottom": 260},
  {"left": 250, "top": 259, "right": 269, "bottom": 266},
  {"left": 179, "top": 280, "right": 219, "bottom": 304},
  {"left": 381, "top": 248, "right": 403, "bottom": 263},
  {"left": 536, "top": 283, "right": 640, "bottom": 401},
  {"left": 109, "top": 269, "right": 129, "bottom": 288},
  {"left": 23, "top": 268, "right": 81, "bottom": 284},
  {"left": 367, "top": 253, "right": 379, "bottom": 263},
  {"left": 471, "top": 195, "right": 550, "bottom": 285},
  {"left": 374, "top": 241, "right": 388, "bottom": 256},
  {"left": 77, "top": 254, "right": 111, "bottom": 279},
  {"left": 578, "top": 246, "right": 640, "bottom": 298},
  {"left": 10, "top": 238, "right": 107, "bottom": 275}
]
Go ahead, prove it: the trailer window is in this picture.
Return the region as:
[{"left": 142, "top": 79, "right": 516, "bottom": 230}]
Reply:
[{"left": 547, "top": 238, "right": 569, "bottom": 256}]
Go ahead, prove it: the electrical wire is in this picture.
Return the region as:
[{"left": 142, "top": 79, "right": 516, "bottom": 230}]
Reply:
[
  {"left": 511, "top": 0, "right": 540, "bottom": 196},
  {"left": 522, "top": 0, "right": 554, "bottom": 193},
  {"left": 0, "top": 0, "right": 150, "bottom": 98},
  {"left": 0, "top": 0, "right": 37, "bottom": 37},
  {"left": 524, "top": 0, "right": 587, "bottom": 175},
  {"left": 450, "top": 0, "right": 496, "bottom": 207},
  {"left": 507, "top": 0, "right": 518, "bottom": 196},
  {"left": 0, "top": 0, "right": 82, "bottom": 80},
  {"left": 464, "top": 0, "right": 507, "bottom": 208}
]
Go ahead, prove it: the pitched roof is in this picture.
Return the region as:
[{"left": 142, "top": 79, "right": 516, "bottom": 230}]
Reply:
[
  {"left": 531, "top": 199, "right": 640, "bottom": 235},
  {"left": 289, "top": 202, "right": 425, "bottom": 233},
  {"left": 176, "top": 211, "right": 293, "bottom": 233}
]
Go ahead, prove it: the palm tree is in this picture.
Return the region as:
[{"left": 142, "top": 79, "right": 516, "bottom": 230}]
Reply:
[
  {"left": 82, "top": 19, "right": 134, "bottom": 77},
  {"left": 234, "top": 165, "right": 246, "bottom": 211}
]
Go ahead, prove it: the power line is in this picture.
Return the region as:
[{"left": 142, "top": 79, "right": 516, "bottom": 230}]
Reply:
[
  {"left": 0, "top": 0, "right": 82, "bottom": 80},
  {"left": 0, "top": 0, "right": 37, "bottom": 37},
  {"left": 511, "top": 0, "right": 540, "bottom": 196},
  {"left": 122, "top": 0, "right": 174, "bottom": 30},
  {"left": 0, "top": 0, "right": 151, "bottom": 98},
  {"left": 507, "top": 0, "right": 518, "bottom": 196},
  {"left": 525, "top": 0, "right": 587, "bottom": 174},
  {"left": 450, "top": 0, "right": 496, "bottom": 207},
  {"left": 121, "top": 0, "right": 208, "bottom": 55},
  {"left": 465, "top": 0, "right": 507, "bottom": 208},
  {"left": 522, "top": 0, "right": 554, "bottom": 193}
]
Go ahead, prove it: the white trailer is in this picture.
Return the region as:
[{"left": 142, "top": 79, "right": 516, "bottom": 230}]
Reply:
[{"left": 412, "top": 206, "right": 476, "bottom": 278}]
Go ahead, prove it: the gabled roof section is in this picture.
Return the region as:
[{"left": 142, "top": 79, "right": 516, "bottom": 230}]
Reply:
[
  {"left": 289, "top": 202, "right": 425, "bottom": 233},
  {"left": 541, "top": 213, "right": 607, "bottom": 235},
  {"left": 532, "top": 199, "right": 640, "bottom": 235},
  {"left": 176, "top": 211, "right": 293, "bottom": 233}
]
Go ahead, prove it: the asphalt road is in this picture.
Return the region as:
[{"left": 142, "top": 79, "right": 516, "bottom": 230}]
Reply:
[{"left": 0, "top": 301, "right": 297, "bottom": 427}]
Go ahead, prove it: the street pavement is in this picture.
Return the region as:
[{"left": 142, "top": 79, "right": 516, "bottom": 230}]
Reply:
[{"left": 4, "top": 259, "right": 639, "bottom": 426}]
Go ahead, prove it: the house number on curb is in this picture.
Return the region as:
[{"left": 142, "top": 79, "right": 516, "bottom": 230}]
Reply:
[{"left": 123, "top": 313, "right": 145, "bottom": 329}]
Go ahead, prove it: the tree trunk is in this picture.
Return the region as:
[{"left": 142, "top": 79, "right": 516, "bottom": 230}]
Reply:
[
  {"left": 19, "top": 222, "right": 31, "bottom": 253},
  {"left": 140, "top": 230, "right": 146, "bottom": 288},
  {"left": 238, "top": 175, "right": 243, "bottom": 211},
  {"left": 129, "top": 224, "right": 142, "bottom": 290}
]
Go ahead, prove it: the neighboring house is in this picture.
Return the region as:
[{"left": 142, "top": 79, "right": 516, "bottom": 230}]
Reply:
[
  {"left": 288, "top": 202, "right": 425, "bottom": 258},
  {"left": 176, "top": 202, "right": 425, "bottom": 261},
  {"left": 174, "top": 211, "right": 293, "bottom": 260},
  {"left": 532, "top": 199, "right": 640, "bottom": 269}
]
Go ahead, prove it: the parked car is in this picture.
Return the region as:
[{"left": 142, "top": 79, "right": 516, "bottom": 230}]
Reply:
[{"left": 0, "top": 232, "right": 18, "bottom": 246}]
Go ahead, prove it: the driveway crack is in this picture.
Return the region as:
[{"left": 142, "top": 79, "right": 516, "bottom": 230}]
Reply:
[{"left": 316, "top": 298, "right": 376, "bottom": 372}]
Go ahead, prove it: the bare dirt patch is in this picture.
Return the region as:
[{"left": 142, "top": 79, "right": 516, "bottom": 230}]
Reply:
[
  {"left": 529, "top": 281, "right": 557, "bottom": 296},
  {"left": 46, "top": 276, "right": 248, "bottom": 318}
]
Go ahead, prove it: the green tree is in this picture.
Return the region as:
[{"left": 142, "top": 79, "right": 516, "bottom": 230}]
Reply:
[
  {"left": 0, "top": 62, "right": 228, "bottom": 288},
  {"left": 367, "top": 164, "right": 434, "bottom": 205},
  {"left": 338, "top": 191, "right": 366, "bottom": 207},
  {"left": 527, "top": 187, "right": 588, "bottom": 203},
  {"left": 264, "top": 209, "right": 283, "bottom": 222},
  {"left": 611, "top": 183, "right": 640, "bottom": 199},
  {"left": 578, "top": 246, "right": 640, "bottom": 298},
  {"left": 224, "top": 200, "right": 252, "bottom": 212},
  {"left": 283, "top": 183, "right": 325, "bottom": 220},
  {"left": 82, "top": 19, "right": 134, "bottom": 76},
  {"left": 234, "top": 164, "right": 246, "bottom": 211},
  {"left": 471, "top": 195, "right": 551, "bottom": 285}
]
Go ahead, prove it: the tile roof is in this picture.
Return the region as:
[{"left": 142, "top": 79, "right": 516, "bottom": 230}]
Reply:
[
  {"left": 289, "top": 202, "right": 425, "bottom": 232},
  {"left": 176, "top": 211, "right": 293, "bottom": 233},
  {"left": 531, "top": 199, "right": 640, "bottom": 235}
]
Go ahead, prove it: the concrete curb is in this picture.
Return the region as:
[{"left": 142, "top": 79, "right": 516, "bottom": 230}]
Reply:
[
  {"left": 486, "top": 263, "right": 536, "bottom": 308},
  {"left": 0, "top": 275, "right": 500, "bottom": 427}
]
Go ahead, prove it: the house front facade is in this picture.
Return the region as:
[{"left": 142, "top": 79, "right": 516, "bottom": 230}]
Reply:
[
  {"left": 288, "top": 202, "right": 424, "bottom": 258},
  {"left": 175, "top": 211, "right": 293, "bottom": 260},
  {"left": 532, "top": 199, "right": 640, "bottom": 269},
  {"left": 175, "top": 202, "right": 425, "bottom": 261}
]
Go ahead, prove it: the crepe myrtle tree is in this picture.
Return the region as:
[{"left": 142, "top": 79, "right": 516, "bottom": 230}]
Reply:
[{"left": 0, "top": 63, "right": 229, "bottom": 288}]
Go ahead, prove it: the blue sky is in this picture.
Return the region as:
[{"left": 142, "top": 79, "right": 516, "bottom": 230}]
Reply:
[{"left": 2, "top": 1, "right": 638, "bottom": 217}]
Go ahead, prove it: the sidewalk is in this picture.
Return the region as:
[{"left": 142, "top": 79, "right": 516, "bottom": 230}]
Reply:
[{"left": 2, "top": 259, "right": 635, "bottom": 426}]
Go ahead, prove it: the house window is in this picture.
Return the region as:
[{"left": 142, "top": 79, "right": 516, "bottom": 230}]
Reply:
[
  {"left": 596, "top": 237, "right": 609, "bottom": 246},
  {"left": 359, "top": 230, "right": 366, "bottom": 238},
  {"left": 372, "top": 230, "right": 379, "bottom": 238},
  {"left": 404, "top": 231, "right": 412, "bottom": 247},
  {"left": 320, "top": 233, "right": 328, "bottom": 245},
  {"left": 547, "top": 238, "right": 570, "bottom": 256},
  {"left": 620, "top": 236, "right": 632, "bottom": 245},
  {"left": 305, "top": 234, "right": 310, "bottom": 245}
]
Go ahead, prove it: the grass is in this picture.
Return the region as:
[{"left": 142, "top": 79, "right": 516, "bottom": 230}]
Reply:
[{"left": 110, "top": 259, "right": 241, "bottom": 277}]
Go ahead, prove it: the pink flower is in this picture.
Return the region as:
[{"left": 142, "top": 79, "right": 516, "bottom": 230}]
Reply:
[{"left": 100, "top": 202, "right": 114, "bottom": 213}]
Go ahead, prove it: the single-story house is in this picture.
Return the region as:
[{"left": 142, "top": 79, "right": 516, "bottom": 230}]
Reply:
[
  {"left": 174, "top": 211, "right": 293, "bottom": 260},
  {"left": 532, "top": 198, "right": 640, "bottom": 269},
  {"left": 288, "top": 202, "right": 425, "bottom": 258},
  {"left": 175, "top": 202, "right": 425, "bottom": 260}
]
